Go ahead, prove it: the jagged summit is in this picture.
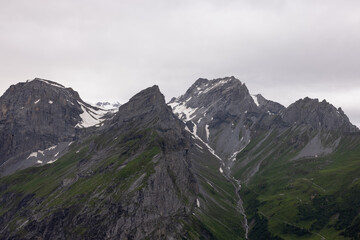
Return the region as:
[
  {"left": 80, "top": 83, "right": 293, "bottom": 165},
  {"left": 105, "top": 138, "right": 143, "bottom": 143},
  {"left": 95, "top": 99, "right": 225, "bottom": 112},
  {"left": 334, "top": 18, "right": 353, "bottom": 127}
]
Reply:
[
  {"left": 116, "top": 85, "right": 170, "bottom": 118},
  {"left": 111, "top": 85, "right": 182, "bottom": 138},
  {"left": 168, "top": 76, "right": 282, "bottom": 160},
  {"left": 127, "top": 85, "right": 164, "bottom": 106},
  {"left": 280, "top": 97, "right": 358, "bottom": 132},
  {"left": 169, "top": 76, "right": 259, "bottom": 120},
  {"left": 252, "top": 93, "right": 285, "bottom": 114}
]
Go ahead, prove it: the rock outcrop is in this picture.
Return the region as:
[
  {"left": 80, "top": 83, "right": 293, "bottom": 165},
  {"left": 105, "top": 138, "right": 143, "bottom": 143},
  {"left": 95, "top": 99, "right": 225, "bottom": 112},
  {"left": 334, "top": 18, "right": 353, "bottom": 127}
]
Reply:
[{"left": 280, "top": 97, "right": 358, "bottom": 132}]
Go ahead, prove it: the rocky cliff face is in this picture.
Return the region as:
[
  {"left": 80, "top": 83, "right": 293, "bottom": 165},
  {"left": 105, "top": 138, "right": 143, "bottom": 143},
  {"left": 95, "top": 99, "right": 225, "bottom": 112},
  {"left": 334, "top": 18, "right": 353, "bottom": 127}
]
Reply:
[
  {"left": 254, "top": 93, "right": 285, "bottom": 114},
  {"left": 0, "top": 78, "right": 111, "bottom": 176},
  {"left": 279, "top": 97, "right": 358, "bottom": 132},
  {"left": 169, "top": 76, "right": 282, "bottom": 164}
]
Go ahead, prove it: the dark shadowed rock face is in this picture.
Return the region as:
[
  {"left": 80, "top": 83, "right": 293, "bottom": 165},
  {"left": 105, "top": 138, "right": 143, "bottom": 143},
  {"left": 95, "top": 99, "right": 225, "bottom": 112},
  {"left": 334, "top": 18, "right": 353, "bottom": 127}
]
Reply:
[
  {"left": 280, "top": 97, "right": 358, "bottom": 132},
  {"left": 0, "top": 78, "right": 110, "bottom": 176}
]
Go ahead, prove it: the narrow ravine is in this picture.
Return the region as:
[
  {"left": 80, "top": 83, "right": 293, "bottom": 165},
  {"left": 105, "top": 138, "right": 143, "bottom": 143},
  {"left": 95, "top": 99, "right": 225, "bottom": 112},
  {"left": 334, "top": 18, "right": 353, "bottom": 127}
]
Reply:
[
  {"left": 221, "top": 161, "right": 249, "bottom": 239},
  {"left": 182, "top": 121, "right": 250, "bottom": 239},
  {"left": 232, "top": 176, "right": 249, "bottom": 239}
]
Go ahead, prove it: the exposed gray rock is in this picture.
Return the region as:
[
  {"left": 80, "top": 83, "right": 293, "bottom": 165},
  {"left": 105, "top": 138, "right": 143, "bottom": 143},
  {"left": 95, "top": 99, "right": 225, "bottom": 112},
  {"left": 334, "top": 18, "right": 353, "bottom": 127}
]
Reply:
[
  {"left": 254, "top": 94, "right": 285, "bottom": 114},
  {"left": 0, "top": 141, "right": 72, "bottom": 176},
  {"left": 292, "top": 133, "right": 341, "bottom": 160},
  {"left": 168, "top": 76, "right": 280, "bottom": 162},
  {"left": 280, "top": 97, "right": 358, "bottom": 132},
  {"left": 0, "top": 78, "right": 112, "bottom": 176}
]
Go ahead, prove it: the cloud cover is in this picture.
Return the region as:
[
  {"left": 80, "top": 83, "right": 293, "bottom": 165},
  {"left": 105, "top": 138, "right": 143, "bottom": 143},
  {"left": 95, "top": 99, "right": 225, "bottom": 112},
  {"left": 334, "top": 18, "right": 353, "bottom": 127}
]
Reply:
[{"left": 0, "top": 0, "right": 359, "bottom": 125}]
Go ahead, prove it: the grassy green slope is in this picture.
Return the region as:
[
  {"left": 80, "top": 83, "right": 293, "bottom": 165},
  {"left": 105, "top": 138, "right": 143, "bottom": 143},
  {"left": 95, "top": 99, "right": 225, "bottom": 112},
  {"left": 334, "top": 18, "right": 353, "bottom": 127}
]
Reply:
[
  {"left": 186, "top": 138, "right": 245, "bottom": 240},
  {"left": 0, "top": 126, "right": 245, "bottom": 239},
  {"left": 233, "top": 130, "right": 360, "bottom": 240},
  {"left": 0, "top": 128, "right": 163, "bottom": 238}
]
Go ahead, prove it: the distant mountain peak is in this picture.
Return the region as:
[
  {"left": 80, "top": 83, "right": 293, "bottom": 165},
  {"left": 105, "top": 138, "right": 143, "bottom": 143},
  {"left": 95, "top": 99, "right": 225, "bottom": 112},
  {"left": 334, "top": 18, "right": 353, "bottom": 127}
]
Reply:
[
  {"left": 95, "top": 101, "right": 121, "bottom": 110},
  {"left": 112, "top": 85, "right": 174, "bottom": 129},
  {"left": 281, "top": 96, "right": 358, "bottom": 132}
]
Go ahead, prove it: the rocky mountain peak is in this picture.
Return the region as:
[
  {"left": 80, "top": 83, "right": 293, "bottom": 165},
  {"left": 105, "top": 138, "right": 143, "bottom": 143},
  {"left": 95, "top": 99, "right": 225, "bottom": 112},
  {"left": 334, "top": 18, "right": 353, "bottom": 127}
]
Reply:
[
  {"left": 181, "top": 76, "right": 245, "bottom": 103},
  {"left": 281, "top": 97, "right": 358, "bottom": 132},
  {"left": 117, "top": 85, "right": 170, "bottom": 118},
  {"left": 128, "top": 85, "right": 164, "bottom": 106},
  {"left": 253, "top": 93, "right": 285, "bottom": 114},
  {"left": 168, "top": 77, "right": 274, "bottom": 160},
  {"left": 169, "top": 77, "right": 258, "bottom": 121},
  {"left": 112, "top": 85, "right": 181, "bottom": 135},
  {"left": 0, "top": 78, "right": 112, "bottom": 176}
]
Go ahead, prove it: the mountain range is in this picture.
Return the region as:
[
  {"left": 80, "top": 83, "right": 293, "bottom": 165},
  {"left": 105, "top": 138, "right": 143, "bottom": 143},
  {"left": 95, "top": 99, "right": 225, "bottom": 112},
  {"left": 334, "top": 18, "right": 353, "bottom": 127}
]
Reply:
[{"left": 0, "top": 77, "right": 359, "bottom": 239}]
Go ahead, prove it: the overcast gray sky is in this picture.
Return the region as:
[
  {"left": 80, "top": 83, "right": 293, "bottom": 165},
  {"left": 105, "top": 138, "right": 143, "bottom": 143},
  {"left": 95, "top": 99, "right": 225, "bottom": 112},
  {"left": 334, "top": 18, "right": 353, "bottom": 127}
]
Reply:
[{"left": 0, "top": 0, "right": 359, "bottom": 126}]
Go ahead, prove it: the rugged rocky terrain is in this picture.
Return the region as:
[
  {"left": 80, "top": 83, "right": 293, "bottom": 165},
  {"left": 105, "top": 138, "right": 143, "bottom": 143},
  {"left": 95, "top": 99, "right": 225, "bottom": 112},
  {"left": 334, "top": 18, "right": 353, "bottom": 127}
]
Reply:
[
  {"left": 170, "top": 76, "right": 360, "bottom": 239},
  {"left": 0, "top": 82, "right": 244, "bottom": 239},
  {"left": 0, "top": 77, "right": 360, "bottom": 239},
  {"left": 0, "top": 78, "right": 113, "bottom": 176}
]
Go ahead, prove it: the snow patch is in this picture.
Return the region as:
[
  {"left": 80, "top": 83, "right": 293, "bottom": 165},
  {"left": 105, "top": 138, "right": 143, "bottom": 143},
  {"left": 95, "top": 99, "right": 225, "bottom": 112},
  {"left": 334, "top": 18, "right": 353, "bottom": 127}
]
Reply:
[
  {"left": 202, "top": 79, "right": 231, "bottom": 94},
  {"left": 196, "top": 198, "right": 200, "bottom": 208},
  {"left": 195, "top": 143, "right": 203, "bottom": 150},
  {"left": 47, "top": 145, "right": 57, "bottom": 151},
  {"left": 34, "top": 99, "right": 41, "bottom": 104},
  {"left": 47, "top": 159, "right": 58, "bottom": 164},
  {"left": 37, "top": 160, "right": 43, "bottom": 164},
  {"left": 48, "top": 100, "right": 53, "bottom": 104},
  {"left": 205, "top": 124, "right": 210, "bottom": 140},
  {"left": 75, "top": 102, "right": 108, "bottom": 128},
  {"left": 193, "top": 123, "right": 198, "bottom": 136},
  {"left": 184, "top": 124, "right": 222, "bottom": 161},
  {"left": 251, "top": 95, "right": 259, "bottom": 106},
  {"left": 67, "top": 100, "right": 75, "bottom": 105},
  {"left": 230, "top": 147, "right": 246, "bottom": 162},
  {"left": 219, "top": 167, "right": 224, "bottom": 173},
  {"left": 168, "top": 101, "right": 198, "bottom": 121},
  {"left": 27, "top": 152, "right": 38, "bottom": 159}
]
